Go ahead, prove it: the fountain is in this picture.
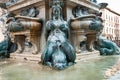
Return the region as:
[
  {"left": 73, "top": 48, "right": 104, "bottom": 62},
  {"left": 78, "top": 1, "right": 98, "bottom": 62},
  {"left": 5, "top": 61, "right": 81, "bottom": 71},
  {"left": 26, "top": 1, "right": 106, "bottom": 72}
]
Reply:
[
  {"left": 0, "top": 0, "right": 102, "bottom": 59},
  {"left": 0, "top": 0, "right": 119, "bottom": 72},
  {"left": 0, "top": 0, "right": 120, "bottom": 80},
  {"left": 0, "top": 56, "right": 119, "bottom": 80}
]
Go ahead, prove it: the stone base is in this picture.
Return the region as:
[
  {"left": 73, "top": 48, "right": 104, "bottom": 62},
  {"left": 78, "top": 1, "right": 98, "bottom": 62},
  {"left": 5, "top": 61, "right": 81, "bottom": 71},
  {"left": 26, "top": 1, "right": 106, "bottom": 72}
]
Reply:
[
  {"left": 10, "top": 51, "right": 100, "bottom": 62},
  {"left": 10, "top": 52, "right": 41, "bottom": 63},
  {"left": 76, "top": 51, "right": 100, "bottom": 62}
]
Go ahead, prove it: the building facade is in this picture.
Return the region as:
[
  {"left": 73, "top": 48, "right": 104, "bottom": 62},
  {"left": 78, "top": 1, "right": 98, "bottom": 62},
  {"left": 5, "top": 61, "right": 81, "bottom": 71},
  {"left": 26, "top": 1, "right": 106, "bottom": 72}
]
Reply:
[{"left": 101, "top": 8, "right": 120, "bottom": 46}]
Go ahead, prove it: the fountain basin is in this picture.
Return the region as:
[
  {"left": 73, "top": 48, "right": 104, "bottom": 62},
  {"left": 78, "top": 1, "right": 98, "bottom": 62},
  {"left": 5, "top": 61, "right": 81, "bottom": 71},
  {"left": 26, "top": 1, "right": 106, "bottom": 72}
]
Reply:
[{"left": 0, "top": 55, "right": 119, "bottom": 80}]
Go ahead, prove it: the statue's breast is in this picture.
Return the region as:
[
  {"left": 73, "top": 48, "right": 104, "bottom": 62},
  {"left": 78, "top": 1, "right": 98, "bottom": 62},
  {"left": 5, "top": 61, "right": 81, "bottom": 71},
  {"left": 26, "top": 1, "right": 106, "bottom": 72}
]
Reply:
[{"left": 47, "top": 20, "right": 68, "bottom": 31}]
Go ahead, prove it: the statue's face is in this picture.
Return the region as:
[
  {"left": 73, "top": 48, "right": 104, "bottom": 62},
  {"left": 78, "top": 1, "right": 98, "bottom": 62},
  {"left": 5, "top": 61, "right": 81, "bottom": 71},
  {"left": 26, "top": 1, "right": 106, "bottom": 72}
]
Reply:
[{"left": 53, "top": 8, "right": 60, "bottom": 19}]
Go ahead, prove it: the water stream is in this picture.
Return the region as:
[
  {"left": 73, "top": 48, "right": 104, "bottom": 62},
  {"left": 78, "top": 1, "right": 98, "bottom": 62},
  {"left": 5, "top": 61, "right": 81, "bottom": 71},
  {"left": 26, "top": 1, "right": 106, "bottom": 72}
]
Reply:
[{"left": 0, "top": 56, "right": 119, "bottom": 80}]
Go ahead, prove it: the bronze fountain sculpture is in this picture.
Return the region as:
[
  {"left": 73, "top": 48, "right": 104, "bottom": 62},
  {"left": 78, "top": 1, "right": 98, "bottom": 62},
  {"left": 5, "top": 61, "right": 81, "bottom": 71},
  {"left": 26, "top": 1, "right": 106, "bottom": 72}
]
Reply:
[
  {"left": 94, "top": 35, "right": 120, "bottom": 55},
  {"left": 41, "top": 0, "right": 76, "bottom": 70}
]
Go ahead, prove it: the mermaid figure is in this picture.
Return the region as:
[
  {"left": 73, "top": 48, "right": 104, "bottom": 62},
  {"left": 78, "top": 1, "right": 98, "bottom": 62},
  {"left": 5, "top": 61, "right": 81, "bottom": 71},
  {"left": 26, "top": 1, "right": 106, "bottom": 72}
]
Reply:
[{"left": 41, "top": 0, "right": 76, "bottom": 70}]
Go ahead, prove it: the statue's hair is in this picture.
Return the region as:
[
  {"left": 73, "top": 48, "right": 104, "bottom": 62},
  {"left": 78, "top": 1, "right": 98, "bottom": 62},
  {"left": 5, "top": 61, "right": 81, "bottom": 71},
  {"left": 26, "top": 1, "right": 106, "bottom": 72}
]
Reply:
[{"left": 51, "top": 0, "right": 63, "bottom": 20}]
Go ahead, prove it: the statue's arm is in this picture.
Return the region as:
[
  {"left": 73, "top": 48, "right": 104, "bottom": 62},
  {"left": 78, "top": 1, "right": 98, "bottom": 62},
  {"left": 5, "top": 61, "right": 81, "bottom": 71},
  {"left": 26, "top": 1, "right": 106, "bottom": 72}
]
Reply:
[
  {"left": 45, "top": 21, "right": 52, "bottom": 40},
  {"left": 62, "top": 22, "right": 70, "bottom": 39}
]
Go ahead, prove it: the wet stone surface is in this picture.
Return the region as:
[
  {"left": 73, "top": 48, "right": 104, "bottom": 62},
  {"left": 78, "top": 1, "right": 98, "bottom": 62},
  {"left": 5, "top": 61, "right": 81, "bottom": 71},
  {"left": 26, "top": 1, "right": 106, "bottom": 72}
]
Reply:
[
  {"left": 108, "top": 71, "right": 120, "bottom": 80},
  {"left": 0, "top": 56, "right": 119, "bottom": 80}
]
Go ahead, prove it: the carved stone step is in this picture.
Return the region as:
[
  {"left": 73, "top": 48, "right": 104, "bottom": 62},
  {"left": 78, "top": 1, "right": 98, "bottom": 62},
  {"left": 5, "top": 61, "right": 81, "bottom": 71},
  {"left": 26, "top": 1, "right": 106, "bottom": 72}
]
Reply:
[{"left": 10, "top": 51, "right": 100, "bottom": 62}]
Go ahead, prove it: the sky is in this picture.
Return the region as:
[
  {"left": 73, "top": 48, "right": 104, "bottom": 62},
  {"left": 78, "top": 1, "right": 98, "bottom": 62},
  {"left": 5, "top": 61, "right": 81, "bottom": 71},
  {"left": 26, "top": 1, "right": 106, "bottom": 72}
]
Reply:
[{"left": 97, "top": 0, "right": 120, "bottom": 14}]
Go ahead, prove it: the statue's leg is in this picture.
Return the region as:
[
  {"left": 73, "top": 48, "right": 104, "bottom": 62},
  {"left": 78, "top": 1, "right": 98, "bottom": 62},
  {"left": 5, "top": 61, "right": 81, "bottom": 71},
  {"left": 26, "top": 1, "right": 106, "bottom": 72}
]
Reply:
[
  {"left": 61, "top": 42, "right": 76, "bottom": 63},
  {"left": 41, "top": 42, "right": 55, "bottom": 67}
]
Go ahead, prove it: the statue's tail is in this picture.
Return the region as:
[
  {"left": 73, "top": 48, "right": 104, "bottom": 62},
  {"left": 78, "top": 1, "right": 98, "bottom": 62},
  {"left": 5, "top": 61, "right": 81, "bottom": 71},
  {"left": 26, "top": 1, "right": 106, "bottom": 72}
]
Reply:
[{"left": 116, "top": 48, "right": 120, "bottom": 55}]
